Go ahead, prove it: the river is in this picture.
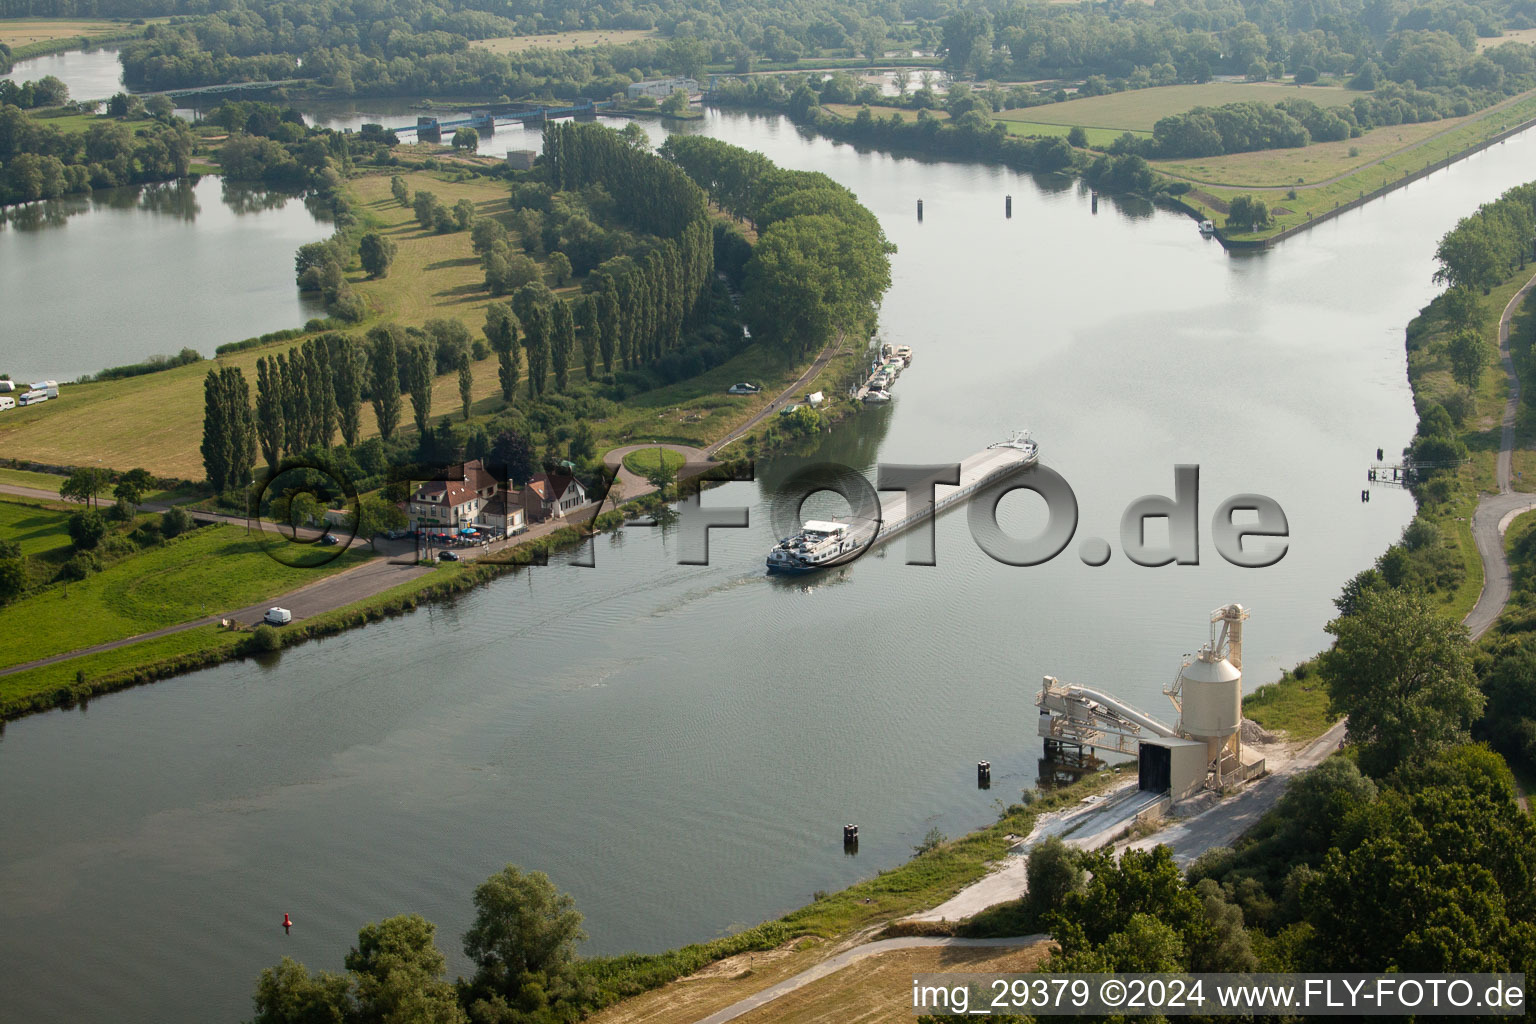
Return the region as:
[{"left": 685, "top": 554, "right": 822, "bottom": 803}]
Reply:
[{"left": 3, "top": 48, "right": 1535, "bottom": 1024}]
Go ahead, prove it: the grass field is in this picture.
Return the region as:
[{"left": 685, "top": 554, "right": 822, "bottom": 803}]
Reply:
[
  {"left": 1479, "top": 27, "right": 1536, "bottom": 50},
  {"left": 469, "top": 29, "right": 654, "bottom": 54},
  {"left": 0, "top": 499, "right": 73, "bottom": 556},
  {"left": 0, "top": 467, "right": 68, "bottom": 493},
  {"left": 621, "top": 446, "right": 687, "bottom": 477},
  {"left": 0, "top": 523, "right": 367, "bottom": 670},
  {"left": 992, "top": 81, "right": 1353, "bottom": 132},
  {"left": 1002, "top": 120, "right": 1150, "bottom": 145},
  {"left": 0, "top": 17, "right": 126, "bottom": 46},
  {"left": 821, "top": 102, "right": 948, "bottom": 123}
]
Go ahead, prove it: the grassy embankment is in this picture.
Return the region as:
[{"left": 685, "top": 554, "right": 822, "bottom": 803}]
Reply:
[
  {"left": 0, "top": 499, "right": 72, "bottom": 556},
  {"left": 0, "top": 169, "right": 858, "bottom": 478},
  {"left": 621, "top": 447, "right": 687, "bottom": 477},
  {"left": 584, "top": 768, "right": 1124, "bottom": 1024}
]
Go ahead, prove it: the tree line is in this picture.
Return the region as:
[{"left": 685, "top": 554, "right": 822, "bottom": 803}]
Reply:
[
  {"left": 661, "top": 133, "right": 894, "bottom": 357},
  {"left": 0, "top": 104, "right": 193, "bottom": 206},
  {"left": 1434, "top": 180, "right": 1536, "bottom": 293}
]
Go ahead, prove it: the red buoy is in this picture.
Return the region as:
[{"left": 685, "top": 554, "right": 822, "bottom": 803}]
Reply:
[{"left": 283, "top": 913, "right": 292, "bottom": 934}]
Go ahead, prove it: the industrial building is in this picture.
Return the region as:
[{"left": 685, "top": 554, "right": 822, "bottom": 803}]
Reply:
[
  {"left": 1036, "top": 604, "right": 1266, "bottom": 804},
  {"left": 626, "top": 77, "right": 700, "bottom": 100}
]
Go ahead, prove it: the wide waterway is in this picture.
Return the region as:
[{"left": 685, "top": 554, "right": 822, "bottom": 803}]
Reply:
[{"left": 4, "top": 50, "right": 1536, "bottom": 1024}]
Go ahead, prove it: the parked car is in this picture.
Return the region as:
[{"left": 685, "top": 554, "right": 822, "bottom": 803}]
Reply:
[
  {"left": 264, "top": 607, "right": 292, "bottom": 625},
  {"left": 382, "top": 528, "right": 409, "bottom": 540},
  {"left": 437, "top": 550, "right": 460, "bottom": 562},
  {"left": 727, "top": 382, "right": 761, "bottom": 395},
  {"left": 320, "top": 533, "right": 340, "bottom": 546}
]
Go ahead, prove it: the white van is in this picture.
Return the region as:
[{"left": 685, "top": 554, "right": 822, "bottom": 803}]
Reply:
[
  {"left": 18, "top": 391, "right": 49, "bottom": 406},
  {"left": 263, "top": 607, "right": 293, "bottom": 625},
  {"left": 0, "top": 396, "right": 14, "bottom": 411}
]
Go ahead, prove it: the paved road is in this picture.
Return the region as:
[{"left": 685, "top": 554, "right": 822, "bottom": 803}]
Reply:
[
  {"left": 692, "top": 935, "right": 1049, "bottom": 1024},
  {"left": 1464, "top": 268, "right": 1536, "bottom": 640},
  {"left": 704, "top": 335, "right": 846, "bottom": 457},
  {"left": 601, "top": 443, "right": 710, "bottom": 503}
]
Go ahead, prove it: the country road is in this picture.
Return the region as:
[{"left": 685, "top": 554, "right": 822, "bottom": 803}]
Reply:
[{"left": 1463, "top": 267, "right": 1536, "bottom": 639}]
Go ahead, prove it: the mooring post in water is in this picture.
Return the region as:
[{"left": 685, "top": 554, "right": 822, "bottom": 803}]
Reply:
[
  {"left": 917, "top": 198, "right": 924, "bottom": 221},
  {"left": 1377, "top": 447, "right": 1384, "bottom": 461},
  {"left": 843, "top": 823, "right": 859, "bottom": 846},
  {"left": 978, "top": 760, "right": 992, "bottom": 788},
  {"left": 1091, "top": 192, "right": 1099, "bottom": 213},
  {"left": 1005, "top": 195, "right": 1012, "bottom": 218},
  {"left": 1361, "top": 490, "right": 1370, "bottom": 503}
]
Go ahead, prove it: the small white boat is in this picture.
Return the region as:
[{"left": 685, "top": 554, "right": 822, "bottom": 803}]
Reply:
[
  {"left": 1198, "top": 219, "right": 1215, "bottom": 236},
  {"left": 863, "top": 388, "right": 892, "bottom": 403}
]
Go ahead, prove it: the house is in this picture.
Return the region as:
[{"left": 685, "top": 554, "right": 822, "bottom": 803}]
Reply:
[
  {"left": 408, "top": 459, "right": 501, "bottom": 531},
  {"left": 626, "top": 77, "right": 700, "bottom": 101},
  {"left": 476, "top": 488, "right": 527, "bottom": 539},
  {"left": 522, "top": 471, "right": 588, "bottom": 522}
]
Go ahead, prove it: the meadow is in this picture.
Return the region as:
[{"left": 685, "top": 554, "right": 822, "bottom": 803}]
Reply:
[
  {"left": 992, "top": 81, "right": 1353, "bottom": 132},
  {"left": 0, "top": 499, "right": 72, "bottom": 556},
  {"left": 0, "top": 17, "right": 128, "bottom": 46},
  {"left": 468, "top": 29, "right": 654, "bottom": 54},
  {"left": 0, "top": 522, "right": 366, "bottom": 670}
]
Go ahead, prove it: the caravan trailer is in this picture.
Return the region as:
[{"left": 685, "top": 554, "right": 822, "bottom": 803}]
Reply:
[
  {"left": 0, "top": 380, "right": 14, "bottom": 393},
  {"left": 0, "top": 396, "right": 14, "bottom": 411},
  {"left": 18, "top": 391, "right": 49, "bottom": 406},
  {"left": 30, "top": 380, "right": 59, "bottom": 398}
]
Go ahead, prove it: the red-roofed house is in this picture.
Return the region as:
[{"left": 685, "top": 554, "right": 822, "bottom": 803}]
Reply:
[
  {"left": 409, "top": 459, "right": 500, "bottom": 531},
  {"left": 522, "top": 471, "right": 588, "bottom": 522}
]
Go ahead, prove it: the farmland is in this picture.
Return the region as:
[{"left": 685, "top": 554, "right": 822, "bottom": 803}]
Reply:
[
  {"left": 992, "top": 81, "right": 1355, "bottom": 133},
  {"left": 468, "top": 29, "right": 654, "bottom": 54}
]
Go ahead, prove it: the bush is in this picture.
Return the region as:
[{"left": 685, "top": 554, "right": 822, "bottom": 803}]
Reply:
[
  {"left": 248, "top": 625, "right": 282, "bottom": 653},
  {"left": 59, "top": 550, "right": 101, "bottom": 581},
  {"left": 161, "top": 507, "right": 193, "bottom": 538},
  {"left": 67, "top": 508, "right": 107, "bottom": 550}
]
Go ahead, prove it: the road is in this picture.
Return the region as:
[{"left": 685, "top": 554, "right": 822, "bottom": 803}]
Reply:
[{"left": 1463, "top": 268, "right": 1536, "bottom": 640}]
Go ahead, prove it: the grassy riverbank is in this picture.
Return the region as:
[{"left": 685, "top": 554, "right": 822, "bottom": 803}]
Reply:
[{"left": 1176, "top": 89, "right": 1536, "bottom": 243}]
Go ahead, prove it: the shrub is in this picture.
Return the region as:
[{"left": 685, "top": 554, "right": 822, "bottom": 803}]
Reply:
[
  {"left": 59, "top": 550, "right": 101, "bottom": 580},
  {"left": 67, "top": 508, "right": 107, "bottom": 550},
  {"left": 248, "top": 625, "right": 282, "bottom": 653},
  {"left": 161, "top": 507, "right": 193, "bottom": 538}
]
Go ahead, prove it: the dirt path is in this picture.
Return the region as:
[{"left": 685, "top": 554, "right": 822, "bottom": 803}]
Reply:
[{"left": 1156, "top": 89, "right": 1536, "bottom": 191}]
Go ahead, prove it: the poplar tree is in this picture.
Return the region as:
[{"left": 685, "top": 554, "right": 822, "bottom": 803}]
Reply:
[
  {"left": 483, "top": 303, "right": 520, "bottom": 404},
  {"left": 458, "top": 350, "right": 474, "bottom": 420},
  {"left": 367, "top": 325, "right": 402, "bottom": 441},
  {"left": 406, "top": 339, "right": 434, "bottom": 436},
  {"left": 255, "top": 355, "right": 284, "bottom": 470},
  {"left": 331, "top": 334, "right": 363, "bottom": 447},
  {"left": 550, "top": 298, "right": 574, "bottom": 393}
]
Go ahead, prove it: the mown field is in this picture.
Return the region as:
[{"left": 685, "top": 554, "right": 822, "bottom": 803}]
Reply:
[
  {"left": 0, "top": 17, "right": 128, "bottom": 46},
  {"left": 1479, "top": 27, "right": 1536, "bottom": 50},
  {"left": 0, "top": 522, "right": 367, "bottom": 670},
  {"left": 992, "top": 81, "right": 1353, "bottom": 132},
  {"left": 0, "top": 499, "right": 72, "bottom": 556},
  {"left": 468, "top": 29, "right": 654, "bottom": 53}
]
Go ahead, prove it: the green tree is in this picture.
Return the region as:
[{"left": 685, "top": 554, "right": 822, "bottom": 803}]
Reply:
[
  {"left": 359, "top": 232, "right": 397, "bottom": 279},
  {"left": 405, "top": 340, "right": 434, "bottom": 436},
  {"left": 547, "top": 250, "right": 572, "bottom": 286},
  {"left": 452, "top": 127, "right": 479, "bottom": 150},
  {"left": 457, "top": 351, "right": 474, "bottom": 420},
  {"left": 453, "top": 198, "right": 476, "bottom": 231},
  {"left": 351, "top": 495, "right": 408, "bottom": 550},
  {"left": 249, "top": 956, "right": 352, "bottom": 1024},
  {"left": 549, "top": 299, "right": 575, "bottom": 392},
  {"left": 1225, "top": 194, "right": 1271, "bottom": 232},
  {"left": 659, "top": 89, "right": 689, "bottom": 117},
  {"left": 462, "top": 865, "right": 586, "bottom": 1007},
  {"left": 1440, "top": 286, "right": 1486, "bottom": 333},
  {"left": 1067, "top": 125, "right": 1089, "bottom": 148},
  {"left": 200, "top": 366, "right": 255, "bottom": 494},
  {"left": 59, "top": 467, "right": 111, "bottom": 508},
  {"left": 67, "top": 508, "right": 107, "bottom": 550},
  {"left": 331, "top": 334, "right": 364, "bottom": 447},
  {"left": 490, "top": 429, "right": 535, "bottom": 486},
  {"left": 160, "top": 506, "right": 192, "bottom": 539},
  {"left": 367, "top": 326, "right": 403, "bottom": 441},
  {"left": 1447, "top": 328, "right": 1485, "bottom": 390},
  {"left": 483, "top": 303, "right": 521, "bottom": 404},
  {"left": 0, "top": 551, "right": 25, "bottom": 607},
  {"left": 390, "top": 174, "right": 409, "bottom": 206},
  {"left": 346, "top": 914, "right": 467, "bottom": 1024},
  {"left": 255, "top": 356, "right": 286, "bottom": 469},
  {"left": 1319, "top": 587, "right": 1485, "bottom": 777},
  {"left": 1026, "top": 834, "right": 1084, "bottom": 919}
]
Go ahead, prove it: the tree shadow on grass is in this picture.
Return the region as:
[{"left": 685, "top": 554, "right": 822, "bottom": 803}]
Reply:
[{"left": 425, "top": 256, "right": 480, "bottom": 271}]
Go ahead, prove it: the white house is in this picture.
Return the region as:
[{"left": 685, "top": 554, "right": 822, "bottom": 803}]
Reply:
[
  {"left": 522, "top": 471, "right": 588, "bottom": 522},
  {"left": 475, "top": 489, "right": 528, "bottom": 539},
  {"left": 409, "top": 459, "right": 500, "bottom": 532}
]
